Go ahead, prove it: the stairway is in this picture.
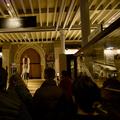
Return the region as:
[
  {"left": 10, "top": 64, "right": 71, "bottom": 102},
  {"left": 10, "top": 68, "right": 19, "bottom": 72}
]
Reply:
[{"left": 25, "top": 79, "right": 45, "bottom": 96}]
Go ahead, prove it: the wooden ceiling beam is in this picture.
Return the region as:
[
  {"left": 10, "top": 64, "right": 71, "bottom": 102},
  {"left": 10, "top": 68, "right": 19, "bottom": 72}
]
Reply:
[
  {"left": 98, "top": 1, "right": 120, "bottom": 24},
  {"left": 9, "top": 33, "right": 17, "bottom": 42},
  {"left": 29, "top": 0, "right": 34, "bottom": 14},
  {"left": 53, "top": 0, "right": 58, "bottom": 26},
  {"left": 38, "top": 0, "right": 42, "bottom": 26},
  {"left": 90, "top": 0, "right": 104, "bottom": 20},
  {"left": 55, "top": 0, "right": 66, "bottom": 31},
  {"left": 89, "top": 0, "right": 97, "bottom": 9},
  {"left": 4, "top": 34, "right": 11, "bottom": 42},
  {"left": 36, "top": 32, "right": 39, "bottom": 41},
  {"left": 74, "top": 31, "right": 81, "bottom": 40},
  {"left": 41, "top": 32, "right": 43, "bottom": 42},
  {"left": 0, "top": 7, "right": 6, "bottom": 17},
  {"left": 69, "top": 30, "right": 76, "bottom": 40},
  {"left": 63, "top": 0, "right": 75, "bottom": 29},
  {"left": 92, "top": 0, "right": 114, "bottom": 24},
  {"left": 0, "top": 34, "right": 9, "bottom": 42},
  {"left": 0, "top": 24, "right": 97, "bottom": 33},
  {"left": 59, "top": 0, "right": 67, "bottom": 26},
  {"left": 11, "top": 0, "right": 19, "bottom": 16},
  {"left": 47, "top": 0, "right": 49, "bottom": 27},
  {"left": 68, "top": 7, "right": 80, "bottom": 31},
  {"left": 50, "top": 31, "right": 53, "bottom": 41},
  {"left": 3, "top": 0, "right": 13, "bottom": 17},
  {"left": 20, "top": 0, "right": 26, "bottom": 14},
  {"left": 66, "top": 0, "right": 79, "bottom": 28}
]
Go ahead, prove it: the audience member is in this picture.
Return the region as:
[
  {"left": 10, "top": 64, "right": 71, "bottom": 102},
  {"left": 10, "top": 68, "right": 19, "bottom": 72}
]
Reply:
[
  {"left": 0, "top": 67, "right": 32, "bottom": 120},
  {"left": 101, "top": 76, "right": 120, "bottom": 119},
  {"left": 32, "top": 67, "right": 63, "bottom": 120},
  {"left": 103, "top": 76, "right": 120, "bottom": 89},
  {"left": 72, "top": 75, "right": 109, "bottom": 120},
  {"left": 59, "top": 70, "right": 72, "bottom": 99},
  {"left": 0, "top": 67, "right": 8, "bottom": 92},
  {"left": 7, "top": 73, "right": 33, "bottom": 114},
  {"left": 59, "top": 70, "right": 75, "bottom": 118}
]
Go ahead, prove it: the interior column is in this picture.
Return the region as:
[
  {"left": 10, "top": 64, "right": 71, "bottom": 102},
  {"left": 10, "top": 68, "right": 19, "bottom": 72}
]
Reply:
[
  {"left": 54, "top": 30, "right": 67, "bottom": 76},
  {"left": 79, "top": 0, "right": 90, "bottom": 46},
  {"left": 79, "top": 0, "right": 94, "bottom": 77}
]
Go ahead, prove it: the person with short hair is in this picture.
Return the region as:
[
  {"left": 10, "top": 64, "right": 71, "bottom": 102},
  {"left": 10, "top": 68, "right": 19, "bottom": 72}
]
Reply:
[
  {"left": 32, "top": 67, "right": 63, "bottom": 120},
  {"left": 72, "top": 75, "right": 109, "bottom": 120},
  {"left": 59, "top": 70, "right": 72, "bottom": 99},
  {"left": 0, "top": 67, "right": 8, "bottom": 92}
]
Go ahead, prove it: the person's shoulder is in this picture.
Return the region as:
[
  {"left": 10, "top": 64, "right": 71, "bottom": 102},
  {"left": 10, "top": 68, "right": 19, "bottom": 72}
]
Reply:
[{"left": 72, "top": 113, "right": 110, "bottom": 120}]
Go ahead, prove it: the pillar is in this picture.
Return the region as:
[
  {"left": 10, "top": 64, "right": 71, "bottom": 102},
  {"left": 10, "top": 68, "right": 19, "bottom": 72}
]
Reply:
[
  {"left": 60, "top": 30, "right": 65, "bottom": 54},
  {"left": 54, "top": 30, "right": 66, "bottom": 76},
  {"left": 79, "top": 0, "right": 90, "bottom": 46},
  {"left": 79, "top": 0, "right": 94, "bottom": 78}
]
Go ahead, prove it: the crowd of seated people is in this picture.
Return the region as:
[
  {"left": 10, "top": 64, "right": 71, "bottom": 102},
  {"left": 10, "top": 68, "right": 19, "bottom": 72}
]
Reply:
[
  {"left": 0, "top": 63, "right": 120, "bottom": 120},
  {"left": 72, "top": 74, "right": 109, "bottom": 120},
  {"left": 101, "top": 76, "right": 120, "bottom": 119},
  {"left": 0, "top": 60, "right": 32, "bottom": 119}
]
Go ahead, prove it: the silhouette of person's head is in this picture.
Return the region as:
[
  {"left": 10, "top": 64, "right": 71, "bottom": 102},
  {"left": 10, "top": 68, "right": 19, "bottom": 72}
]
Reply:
[
  {"left": 44, "top": 67, "right": 55, "bottom": 80},
  {"left": 61, "top": 70, "right": 70, "bottom": 77},
  {"left": 0, "top": 58, "right": 2, "bottom": 68},
  {"left": 9, "top": 73, "right": 23, "bottom": 87},
  {"left": 0, "top": 67, "right": 8, "bottom": 91},
  {"left": 73, "top": 75, "right": 101, "bottom": 113}
]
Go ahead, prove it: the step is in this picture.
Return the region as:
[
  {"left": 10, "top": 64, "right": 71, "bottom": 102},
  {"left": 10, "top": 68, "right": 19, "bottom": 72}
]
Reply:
[{"left": 24, "top": 79, "right": 45, "bottom": 95}]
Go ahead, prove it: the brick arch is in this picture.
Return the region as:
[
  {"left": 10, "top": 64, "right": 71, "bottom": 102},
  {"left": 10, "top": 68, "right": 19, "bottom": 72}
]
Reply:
[{"left": 14, "top": 44, "right": 45, "bottom": 79}]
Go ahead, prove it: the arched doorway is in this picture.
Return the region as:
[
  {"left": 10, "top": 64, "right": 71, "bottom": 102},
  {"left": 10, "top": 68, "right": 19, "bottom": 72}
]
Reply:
[
  {"left": 20, "top": 48, "right": 41, "bottom": 79},
  {"left": 14, "top": 44, "right": 45, "bottom": 79}
]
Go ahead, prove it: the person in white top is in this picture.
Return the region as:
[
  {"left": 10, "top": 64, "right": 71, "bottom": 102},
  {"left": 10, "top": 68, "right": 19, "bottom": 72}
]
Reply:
[{"left": 21, "top": 56, "right": 30, "bottom": 80}]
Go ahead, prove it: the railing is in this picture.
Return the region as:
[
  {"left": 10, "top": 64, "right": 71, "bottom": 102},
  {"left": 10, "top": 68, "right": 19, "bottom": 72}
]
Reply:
[{"left": 104, "top": 88, "right": 120, "bottom": 93}]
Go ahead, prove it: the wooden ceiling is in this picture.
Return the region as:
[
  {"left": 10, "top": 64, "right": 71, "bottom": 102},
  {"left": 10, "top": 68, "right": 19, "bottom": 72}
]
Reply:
[{"left": 0, "top": 0, "right": 119, "bottom": 47}]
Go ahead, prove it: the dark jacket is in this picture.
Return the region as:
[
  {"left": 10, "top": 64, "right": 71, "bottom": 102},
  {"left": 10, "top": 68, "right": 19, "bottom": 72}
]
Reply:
[
  {"left": 73, "top": 113, "right": 110, "bottom": 120},
  {"left": 32, "top": 79, "right": 63, "bottom": 120},
  {"left": 59, "top": 77, "right": 72, "bottom": 99},
  {"left": 0, "top": 91, "right": 32, "bottom": 120}
]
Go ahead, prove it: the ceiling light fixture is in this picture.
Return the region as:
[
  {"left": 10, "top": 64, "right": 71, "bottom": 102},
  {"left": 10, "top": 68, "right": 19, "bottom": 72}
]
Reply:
[{"left": 7, "top": 3, "right": 10, "bottom": 6}]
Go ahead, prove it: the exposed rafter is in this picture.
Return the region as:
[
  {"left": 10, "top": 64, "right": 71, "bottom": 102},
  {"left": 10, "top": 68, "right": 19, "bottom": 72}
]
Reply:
[
  {"left": 98, "top": 0, "right": 120, "bottom": 24},
  {"left": 73, "top": 30, "right": 81, "bottom": 40},
  {"left": 68, "top": 8, "right": 80, "bottom": 31},
  {"left": 90, "top": 0, "right": 104, "bottom": 20},
  {"left": 50, "top": 31, "right": 53, "bottom": 41},
  {"left": 0, "top": 7, "right": 6, "bottom": 17},
  {"left": 69, "top": 30, "right": 76, "bottom": 40},
  {"left": 89, "top": 0, "right": 97, "bottom": 9},
  {"left": 38, "top": 0, "right": 42, "bottom": 26},
  {"left": 53, "top": 0, "right": 58, "bottom": 26},
  {"left": 11, "top": 0, "right": 19, "bottom": 16},
  {"left": 63, "top": 0, "right": 75, "bottom": 29},
  {"left": 20, "top": 0, "right": 26, "bottom": 14},
  {"left": 0, "top": 0, "right": 119, "bottom": 47},
  {"left": 29, "top": 0, "right": 34, "bottom": 14},
  {"left": 55, "top": 0, "right": 66, "bottom": 31},
  {"left": 47, "top": 0, "right": 49, "bottom": 26},
  {"left": 92, "top": 0, "right": 114, "bottom": 24}
]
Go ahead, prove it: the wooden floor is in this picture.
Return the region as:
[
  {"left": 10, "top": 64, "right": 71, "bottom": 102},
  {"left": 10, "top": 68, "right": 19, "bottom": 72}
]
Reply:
[
  {"left": 24, "top": 79, "right": 45, "bottom": 96},
  {"left": 25, "top": 78, "right": 103, "bottom": 96}
]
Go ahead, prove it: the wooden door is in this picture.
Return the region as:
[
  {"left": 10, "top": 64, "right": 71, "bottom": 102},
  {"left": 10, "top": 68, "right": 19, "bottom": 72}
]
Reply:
[{"left": 20, "top": 48, "right": 41, "bottom": 79}]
